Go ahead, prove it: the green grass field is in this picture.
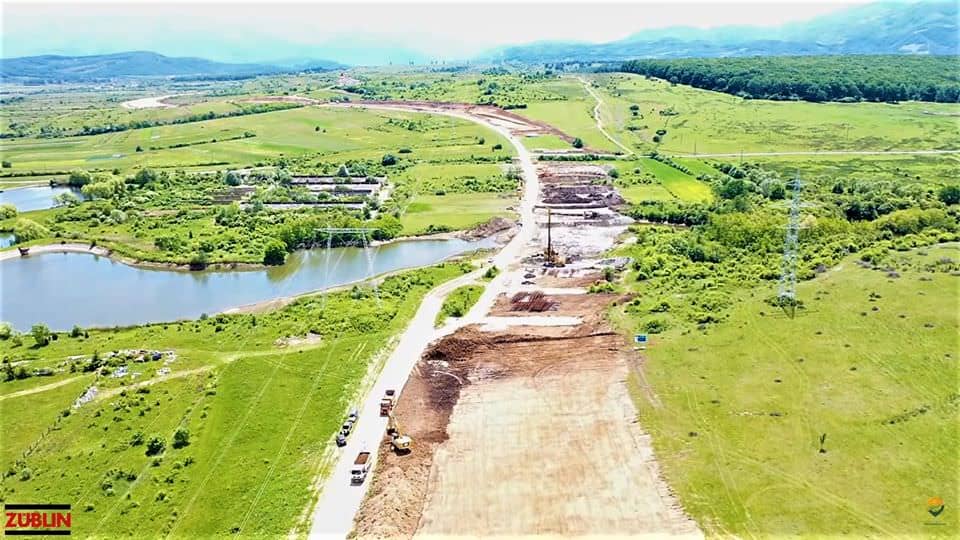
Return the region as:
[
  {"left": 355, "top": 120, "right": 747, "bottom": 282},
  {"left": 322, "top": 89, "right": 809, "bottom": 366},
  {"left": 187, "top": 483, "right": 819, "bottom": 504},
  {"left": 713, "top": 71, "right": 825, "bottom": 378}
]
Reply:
[
  {"left": 435, "top": 284, "right": 484, "bottom": 326},
  {"left": 637, "top": 158, "right": 713, "bottom": 202},
  {"left": 0, "top": 263, "right": 469, "bottom": 537},
  {"left": 399, "top": 192, "right": 516, "bottom": 234},
  {"left": 0, "top": 106, "right": 512, "bottom": 175},
  {"left": 625, "top": 245, "right": 959, "bottom": 536},
  {"left": 589, "top": 73, "right": 960, "bottom": 155}
]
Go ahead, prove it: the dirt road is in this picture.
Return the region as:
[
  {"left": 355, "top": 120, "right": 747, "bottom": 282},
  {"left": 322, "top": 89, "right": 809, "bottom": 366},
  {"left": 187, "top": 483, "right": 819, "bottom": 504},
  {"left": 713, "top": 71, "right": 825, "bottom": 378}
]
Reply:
[
  {"left": 306, "top": 102, "right": 540, "bottom": 539},
  {"left": 578, "top": 77, "right": 634, "bottom": 156}
]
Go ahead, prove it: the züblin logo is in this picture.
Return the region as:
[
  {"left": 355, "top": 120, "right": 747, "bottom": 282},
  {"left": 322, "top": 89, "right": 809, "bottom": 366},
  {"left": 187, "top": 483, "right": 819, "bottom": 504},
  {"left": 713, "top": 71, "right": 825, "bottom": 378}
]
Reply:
[
  {"left": 4, "top": 503, "right": 72, "bottom": 536},
  {"left": 927, "top": 496, "right": 945, "bottom": 518}
]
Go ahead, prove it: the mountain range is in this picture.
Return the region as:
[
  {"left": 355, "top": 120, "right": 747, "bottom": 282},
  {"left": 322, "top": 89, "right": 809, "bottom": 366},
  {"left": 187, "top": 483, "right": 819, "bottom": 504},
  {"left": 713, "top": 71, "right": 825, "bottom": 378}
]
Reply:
[
  {"left": 486, "top": 1, "right": 958, "bottom": 63},
  {"left": 0, "top": 51, "right": 344, "bottom": 83},
  {"left": 1, "top": 1, "right": 956, "bottom": 81}
]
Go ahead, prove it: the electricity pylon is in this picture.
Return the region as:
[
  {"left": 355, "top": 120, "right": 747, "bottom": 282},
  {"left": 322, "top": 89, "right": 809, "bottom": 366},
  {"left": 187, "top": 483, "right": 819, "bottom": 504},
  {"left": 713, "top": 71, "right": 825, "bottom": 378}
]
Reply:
[{"left": 777, "top": 173, "right": 802, "bottom": 318}]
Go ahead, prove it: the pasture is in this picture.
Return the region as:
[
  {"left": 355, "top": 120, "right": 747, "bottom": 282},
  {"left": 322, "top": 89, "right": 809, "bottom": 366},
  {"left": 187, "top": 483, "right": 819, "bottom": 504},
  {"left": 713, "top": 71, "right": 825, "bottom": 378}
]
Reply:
[
  {"left": 589, "top": 73, "right": 960, "bottom": 155},
  {"left": 0, "top": 263, "right": 469, "bottom": 537},
  {"left": 627, "top": 245, "right": 959, "bottom": 536}
]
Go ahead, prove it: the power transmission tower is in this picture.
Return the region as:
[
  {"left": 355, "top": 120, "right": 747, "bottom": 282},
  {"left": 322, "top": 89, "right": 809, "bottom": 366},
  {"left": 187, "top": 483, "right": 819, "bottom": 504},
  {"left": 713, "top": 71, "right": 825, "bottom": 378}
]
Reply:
[{"left": 777, "top": 173, "right": 802, "bottom": 318}]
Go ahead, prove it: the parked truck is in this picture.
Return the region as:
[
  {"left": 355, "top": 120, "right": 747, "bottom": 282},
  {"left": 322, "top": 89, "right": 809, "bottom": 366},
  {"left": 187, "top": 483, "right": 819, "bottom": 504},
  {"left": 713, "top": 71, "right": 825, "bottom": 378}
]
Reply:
[
  {"left": 351, "top": 451, "right": 372, "bottom": 484},
  {"left": 379, "top": 389, "right": 396, "bottom": 416}
]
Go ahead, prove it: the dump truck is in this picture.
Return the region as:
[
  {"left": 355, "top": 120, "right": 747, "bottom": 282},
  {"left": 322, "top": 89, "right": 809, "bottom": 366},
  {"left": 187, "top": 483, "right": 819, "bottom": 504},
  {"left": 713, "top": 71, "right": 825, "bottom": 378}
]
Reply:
[
  {"left": 379, "top": 389, "right": 396, "bottom": 416},
  {"left": 351, "top": 451, "right": 372, "bottom": 484}
]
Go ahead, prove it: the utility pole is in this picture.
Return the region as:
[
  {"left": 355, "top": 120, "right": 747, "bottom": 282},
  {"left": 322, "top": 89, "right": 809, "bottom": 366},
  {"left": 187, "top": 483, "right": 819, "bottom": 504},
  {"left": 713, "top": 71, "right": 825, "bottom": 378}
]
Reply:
[{"left": 777, "top": 172, "right": 802, "bottom": 318}]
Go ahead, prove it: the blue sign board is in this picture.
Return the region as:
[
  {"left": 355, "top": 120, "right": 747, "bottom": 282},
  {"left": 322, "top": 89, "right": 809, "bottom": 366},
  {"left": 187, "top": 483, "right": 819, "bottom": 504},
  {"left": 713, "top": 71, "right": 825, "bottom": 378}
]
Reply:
[{"left": 634, "top": 334, "right": 648, "bottom": 343}]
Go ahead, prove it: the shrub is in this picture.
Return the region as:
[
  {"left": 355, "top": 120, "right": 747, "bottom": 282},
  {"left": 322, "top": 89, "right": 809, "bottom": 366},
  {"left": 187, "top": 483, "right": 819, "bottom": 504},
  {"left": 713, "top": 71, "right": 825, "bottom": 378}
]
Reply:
[
  {"left": 145, "top": 436, "right": 165, "bottom": 456},
  {"left": 70, "top": 325, "right": 83, "bottom": 338},
  {"left": 0, "top": 322, "right": 11, "bottom": 340},
  {"left": 397, "top": 148, "right": 412, "bottom": 154},
  {"left": 381, "top": 154, "right": 397, "bottom": 166},
  {"left": 31, "top": 324, "right": 52, "bottom": 347},
  {"left": 571, "top": 137, "right": 584, "bottom": 149},
  {"left": 172, "top": 428, "right": 190, "bottom": 449},
  {"left": 130, "top": 431, "right": 145, "bottom": 447},
  {"left": 492, "top": 143, "right": 503, "bottom": 151},
  {"left": 939, "top": 185, "right": 960, "bottom": 205},
  {"left": 1, "top": 160, "right": 11, "bottom": 168},
  {"left": 0, "top": 203, "right": 16, "bottom": 219},
  {"left": 263, "top": 239, "right": 287, "bottom": 266},
  {"left": 13, "top": 218, "right": 49, "bottom": 243},
  {"left": 644, "top": 319, "right": 668, "bottom": 334}
]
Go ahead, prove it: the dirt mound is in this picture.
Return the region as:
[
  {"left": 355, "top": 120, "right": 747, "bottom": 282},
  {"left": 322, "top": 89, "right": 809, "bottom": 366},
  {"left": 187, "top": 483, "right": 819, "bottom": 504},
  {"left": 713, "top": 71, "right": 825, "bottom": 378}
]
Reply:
[{"left": 458, "top": 216, "right": 516, "bottom": 241}]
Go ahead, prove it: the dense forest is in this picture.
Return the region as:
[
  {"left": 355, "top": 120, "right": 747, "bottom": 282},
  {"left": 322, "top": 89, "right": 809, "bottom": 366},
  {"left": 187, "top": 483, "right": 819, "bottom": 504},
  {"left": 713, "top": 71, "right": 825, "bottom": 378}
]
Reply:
[{"left": 620, "top": 55, "right": 960, "bottom": 103}]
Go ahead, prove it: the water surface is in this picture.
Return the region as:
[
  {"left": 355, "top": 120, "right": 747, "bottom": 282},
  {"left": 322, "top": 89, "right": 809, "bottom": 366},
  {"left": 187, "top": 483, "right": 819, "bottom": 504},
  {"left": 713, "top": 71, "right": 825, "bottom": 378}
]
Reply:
[
  {"left": 0, "top": 186, "right": 83, "bottom": 212},
  {"left": 1, "top": 238, "right": 493, "bottom": 330}
]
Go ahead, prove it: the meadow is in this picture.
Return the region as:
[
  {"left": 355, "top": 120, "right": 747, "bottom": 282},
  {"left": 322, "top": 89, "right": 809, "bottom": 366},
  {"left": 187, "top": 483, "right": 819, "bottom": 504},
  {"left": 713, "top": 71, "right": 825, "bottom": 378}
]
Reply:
[
  {"left": 626, "top": 245, "right": 959, "bottom": 536},
  {"left": 0, "top": 105, "right": 512, "bottom": 175},
  {"left": 588, "top": 73, "right": 960, "bottom": 155},
  {"left": 0, "top": 263, "right": 470, "bottom": 537}
]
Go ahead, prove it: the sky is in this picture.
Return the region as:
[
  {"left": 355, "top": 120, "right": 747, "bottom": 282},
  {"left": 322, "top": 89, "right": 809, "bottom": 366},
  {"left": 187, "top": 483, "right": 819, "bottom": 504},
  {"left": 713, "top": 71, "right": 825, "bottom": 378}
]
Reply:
[{"left": 2, "top": 0, "right": 876, "bottom": 63}]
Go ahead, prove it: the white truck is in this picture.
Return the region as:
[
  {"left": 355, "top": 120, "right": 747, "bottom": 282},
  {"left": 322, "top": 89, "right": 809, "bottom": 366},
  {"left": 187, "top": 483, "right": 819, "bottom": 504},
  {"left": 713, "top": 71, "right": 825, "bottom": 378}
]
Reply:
[{"left": 351, "top": 451, "right": 372, "bottom": 485}]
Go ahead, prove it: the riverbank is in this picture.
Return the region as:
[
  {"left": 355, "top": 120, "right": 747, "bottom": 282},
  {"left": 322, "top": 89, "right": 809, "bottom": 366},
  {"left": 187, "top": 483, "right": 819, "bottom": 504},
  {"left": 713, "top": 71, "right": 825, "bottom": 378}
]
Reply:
[{"left": 0, "top": 221, "right": 511, "bottom": 272}]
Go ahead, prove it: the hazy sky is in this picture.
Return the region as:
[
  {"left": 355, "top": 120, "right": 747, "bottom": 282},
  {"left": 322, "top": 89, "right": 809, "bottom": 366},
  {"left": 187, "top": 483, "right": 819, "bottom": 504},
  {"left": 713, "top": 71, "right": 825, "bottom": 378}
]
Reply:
[{"left": 3, "top": 0, "right": 875, "bottom": 61}]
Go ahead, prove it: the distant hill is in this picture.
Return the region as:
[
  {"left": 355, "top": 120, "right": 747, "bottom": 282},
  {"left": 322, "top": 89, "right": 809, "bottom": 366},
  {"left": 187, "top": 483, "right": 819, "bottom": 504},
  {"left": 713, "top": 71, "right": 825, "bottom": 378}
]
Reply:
[
  {"left": 485, "top": 1, "right": 959, "bottom": 63},
  {"left": 0, "top": 51, "right": 344, "bottom": 82}
]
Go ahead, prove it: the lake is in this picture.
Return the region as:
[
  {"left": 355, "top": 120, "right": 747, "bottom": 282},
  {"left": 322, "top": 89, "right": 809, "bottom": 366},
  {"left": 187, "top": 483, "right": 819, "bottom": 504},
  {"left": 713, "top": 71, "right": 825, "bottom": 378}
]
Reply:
[
  {"left": 0, "top": 237, "right": 493, "bottom": 331},
  {"left": 0, "top": 186, "right": 83, "bottom": 212}
]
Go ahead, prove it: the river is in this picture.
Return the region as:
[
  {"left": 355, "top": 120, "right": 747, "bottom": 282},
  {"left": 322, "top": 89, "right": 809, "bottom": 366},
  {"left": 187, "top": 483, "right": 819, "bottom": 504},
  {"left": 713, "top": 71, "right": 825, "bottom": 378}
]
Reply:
[
  {"left": 0, "top": 186, "right": 83, "bottom": 212},
  {"left": 0, "top": 238, "right": 494, "bottom": 331}
]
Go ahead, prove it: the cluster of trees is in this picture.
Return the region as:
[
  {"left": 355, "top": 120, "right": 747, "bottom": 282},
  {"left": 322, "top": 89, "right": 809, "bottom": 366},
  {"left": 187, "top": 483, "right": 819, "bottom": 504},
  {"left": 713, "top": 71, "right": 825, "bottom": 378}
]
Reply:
[
  {"left": 621, "top": 56, "right": 960, "bottom": 103},
  {"left": 71, "top": 103, "right": 299, "bottom": 138}
]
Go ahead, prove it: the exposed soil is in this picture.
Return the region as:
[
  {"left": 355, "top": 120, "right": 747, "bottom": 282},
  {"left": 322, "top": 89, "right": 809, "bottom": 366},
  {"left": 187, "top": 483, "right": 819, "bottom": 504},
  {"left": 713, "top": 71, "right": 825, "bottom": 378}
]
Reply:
[
  {"left": 458, "top": 216, "right": 516, "bottom": 241},
  {"left": 351, "top": 289, "right": 699, "bottom": 539}
]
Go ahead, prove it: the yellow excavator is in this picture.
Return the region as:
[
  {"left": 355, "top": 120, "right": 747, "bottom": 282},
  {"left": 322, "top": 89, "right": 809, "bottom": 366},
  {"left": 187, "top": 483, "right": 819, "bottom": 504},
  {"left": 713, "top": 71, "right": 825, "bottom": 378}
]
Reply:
[{"left": 386, "top": 411, "right": 412, "bottom": 454}]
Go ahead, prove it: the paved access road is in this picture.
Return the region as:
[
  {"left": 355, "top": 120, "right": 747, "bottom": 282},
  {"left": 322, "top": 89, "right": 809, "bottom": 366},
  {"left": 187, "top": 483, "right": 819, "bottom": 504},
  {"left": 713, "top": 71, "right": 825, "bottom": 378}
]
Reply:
[{"left": 306, "top": 102, "right": 540, "bottom": 539}]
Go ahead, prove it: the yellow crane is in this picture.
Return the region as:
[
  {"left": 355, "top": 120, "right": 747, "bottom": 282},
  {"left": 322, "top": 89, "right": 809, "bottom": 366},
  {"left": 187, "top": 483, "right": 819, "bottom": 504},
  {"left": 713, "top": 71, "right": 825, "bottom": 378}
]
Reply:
[{"left": 386, "top": 411, "right": 412, "bottom": 454}]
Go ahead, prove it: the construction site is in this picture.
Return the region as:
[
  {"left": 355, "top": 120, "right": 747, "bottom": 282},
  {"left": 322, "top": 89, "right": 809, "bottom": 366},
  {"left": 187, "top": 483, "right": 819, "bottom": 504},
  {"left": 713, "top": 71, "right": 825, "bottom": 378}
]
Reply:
[{"left": 349, "top": 158, "right": 701, "bottom": 538}]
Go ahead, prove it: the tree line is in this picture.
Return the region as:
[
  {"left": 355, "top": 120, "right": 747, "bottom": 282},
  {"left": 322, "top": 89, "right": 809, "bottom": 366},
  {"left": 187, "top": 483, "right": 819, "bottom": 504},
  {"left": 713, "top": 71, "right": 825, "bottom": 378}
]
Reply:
[{"left": 620, "top": 55, "right": 960, "bottom": 103}]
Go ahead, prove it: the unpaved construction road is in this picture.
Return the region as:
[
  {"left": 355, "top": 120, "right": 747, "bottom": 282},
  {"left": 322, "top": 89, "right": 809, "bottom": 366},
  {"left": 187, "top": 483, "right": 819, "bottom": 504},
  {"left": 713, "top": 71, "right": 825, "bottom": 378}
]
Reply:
[
  {"left": 347, "top": 154, "right": 702, "bottom": 537},
  {"left": 579, "top": 76, "right": 634, "bottom": 156},
  {"left": 306, "top": 101, "right": 540, "bottom": 539}
]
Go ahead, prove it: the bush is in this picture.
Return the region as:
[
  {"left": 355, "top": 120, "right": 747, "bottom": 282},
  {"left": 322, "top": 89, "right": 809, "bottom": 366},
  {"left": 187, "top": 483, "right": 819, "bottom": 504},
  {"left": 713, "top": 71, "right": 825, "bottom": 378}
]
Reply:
[
  {"left": 608, "top": 168, "right": 619, "bottom": 179},
  {"left": 224, "top": 171, "right": 242, "bottom": 186},
  {"left": 398, "top": 148, "right": 412, "bottom": 154},
  {"left": 70, "top": 325, "right": 83, "bottom": 338},
  {"left": 939, "top": 185, "right": 960, "bottom": 205},
  {"left": 1, "top": 160, "right": 11, "bottom": 168},
  {"left": 31, "top": 324, "right": 52, "bottom": 347},
  {"left": 644, "top": 319, "right": 668, "bottom": 334},
  {"left": 172, "top": 428, "right": 190, "bottom": 449},
  {"left": 492, "top": 143, "right": 503, "bottom": 151},
  {"left": 0, "top": 322, "right": 11, "bottom": 340},
  {"left": 263, "top": 239, "right": 287, "bottom": 266},
  {"left": 571, "top": 137, "right": 584, "bottom": 149},
  {"left": 145, "top": 436, "right": 166, "bottom": 456},
  {"left": 130, "top": 431, "right": 145, "bottom": 447},
  {"left": 0, "top": 204, "right": 16, "bottom": 219},
  {"left": 381, "top": 154, "right": 397, "bottom": 166},
  {"left": 13, "top": 218, "right": 49, "bottom": 243}
]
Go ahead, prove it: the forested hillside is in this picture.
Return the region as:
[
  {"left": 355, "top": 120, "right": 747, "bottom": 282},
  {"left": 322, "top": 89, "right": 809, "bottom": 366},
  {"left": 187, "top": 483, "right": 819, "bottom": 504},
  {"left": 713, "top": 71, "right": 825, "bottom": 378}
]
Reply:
[{"left": 620, "top": 55, "right": 960, "bottom": 103}]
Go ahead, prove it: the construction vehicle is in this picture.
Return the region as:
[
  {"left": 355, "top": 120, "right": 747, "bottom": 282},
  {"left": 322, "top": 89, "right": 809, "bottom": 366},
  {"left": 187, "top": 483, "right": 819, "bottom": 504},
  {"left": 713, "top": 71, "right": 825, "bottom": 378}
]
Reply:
[
  {"left": 351, "top": 451, "right": 372, "bottom": 484},
  {"left": 386, "top": 411, "right": 412, "bottom": 454},
  {"left": 379, "top": 389, "right": 396, "bottom": 416},
  {"left": 543, "top": 208, "right": 567, "bottom": 267}
]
